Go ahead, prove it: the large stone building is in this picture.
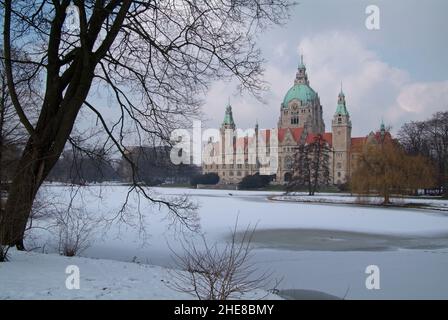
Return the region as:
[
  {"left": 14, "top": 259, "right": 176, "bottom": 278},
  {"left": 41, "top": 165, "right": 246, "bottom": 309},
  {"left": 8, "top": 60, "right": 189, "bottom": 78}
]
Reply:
[{"left": 202, "top": 56, "right": 391, "bottom": 185}]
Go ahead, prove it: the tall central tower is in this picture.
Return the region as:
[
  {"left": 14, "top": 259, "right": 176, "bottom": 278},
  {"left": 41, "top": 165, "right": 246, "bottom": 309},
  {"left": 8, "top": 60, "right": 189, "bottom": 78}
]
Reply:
[{"left": 278, "top": 56, "right": 325, "bottom": 133}]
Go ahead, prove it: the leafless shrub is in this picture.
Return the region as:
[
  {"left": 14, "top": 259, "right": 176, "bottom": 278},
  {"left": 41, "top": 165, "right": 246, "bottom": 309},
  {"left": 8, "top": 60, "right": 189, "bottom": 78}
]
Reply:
[
  {"left": 53, "top": 207, "right": 97, "bottom": 257},
  {"left": 168, "top": 222, "right": 271, "bottom": 300}
]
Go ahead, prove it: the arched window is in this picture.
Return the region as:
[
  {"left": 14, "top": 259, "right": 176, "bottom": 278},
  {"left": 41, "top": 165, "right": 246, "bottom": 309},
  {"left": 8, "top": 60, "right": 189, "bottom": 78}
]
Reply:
[
  {"left": 284, "top": 156, "right": 293, "bottom": 170},
  {"left": 290, "top": 117, "right": 299, "bottom": 125}
]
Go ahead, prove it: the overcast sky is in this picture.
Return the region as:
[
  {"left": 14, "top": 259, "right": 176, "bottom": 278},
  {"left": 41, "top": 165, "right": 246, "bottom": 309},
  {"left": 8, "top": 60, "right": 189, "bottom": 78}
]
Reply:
[{"left": 203, "top": 0, "right": 448, "bottom": 136}]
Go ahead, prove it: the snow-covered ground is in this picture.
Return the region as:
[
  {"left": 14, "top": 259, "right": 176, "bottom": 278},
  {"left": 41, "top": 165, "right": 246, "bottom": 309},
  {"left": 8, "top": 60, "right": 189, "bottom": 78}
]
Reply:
[
  {"left": 272, "top": 193, "right": 448, "bottom": 211},
  {"left": 0, "top": 249, "right": 276, "bottom": 300},
  {"left": 2, "top": 185, "right": 448, "bottom": 299}
]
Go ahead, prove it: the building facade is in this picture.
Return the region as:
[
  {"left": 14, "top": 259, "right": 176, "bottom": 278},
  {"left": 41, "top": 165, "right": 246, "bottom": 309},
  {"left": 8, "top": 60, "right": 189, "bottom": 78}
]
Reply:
[{"left": 202, "top": 56, "right": 391, "bottom": 185}]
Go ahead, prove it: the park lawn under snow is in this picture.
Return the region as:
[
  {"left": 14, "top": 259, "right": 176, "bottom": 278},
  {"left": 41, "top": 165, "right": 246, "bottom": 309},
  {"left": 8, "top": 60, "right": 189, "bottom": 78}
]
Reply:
[{"left": 0, "top": 249, "right": 277, "bottom": 300}]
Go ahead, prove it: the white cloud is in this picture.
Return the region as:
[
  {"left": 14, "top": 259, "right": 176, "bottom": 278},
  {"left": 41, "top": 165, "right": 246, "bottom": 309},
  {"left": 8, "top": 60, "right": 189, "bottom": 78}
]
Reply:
[
  {"left": 298, "top": 31, "right": 412, "bottom": 135},
  {"left": 396, "top": 81, "right": 448, "bottom": 115},
  {"left": 202, "top": 30, "right": 448, "bottom": 136},
  {"left": 202, "top": 64, "right": 291, "bottom": 131}
]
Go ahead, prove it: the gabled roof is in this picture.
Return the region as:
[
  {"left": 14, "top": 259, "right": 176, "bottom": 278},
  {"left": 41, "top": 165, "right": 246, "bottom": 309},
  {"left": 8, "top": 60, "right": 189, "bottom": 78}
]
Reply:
[
  {"left": 350, "top": 137, "right": 366, "bottom": 152},
  {"left": 370, "top": 131, "right": 393, "bottom": 144},
  {"left": 350, "top": 130, "right": 394, "bottom": 153},
  {"left": 278, "top": 127, "right": 304, "bottom": 143},
  {"left": 305, "top": 132, "right": 333, "bottom": 146}
]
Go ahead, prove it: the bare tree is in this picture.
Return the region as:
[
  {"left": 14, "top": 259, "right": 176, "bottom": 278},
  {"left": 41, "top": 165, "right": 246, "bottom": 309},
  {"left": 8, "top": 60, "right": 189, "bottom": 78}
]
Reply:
[
  {"left": 287, "top": 134, "right": 331, "bottom": 195},
  {"left": 398, "top": 121, "right": 429, "bottom": 156},
  {"left": 168, "top": 223, "right": 271, "bottom": 300},
  {"left": 398, "top": 111, "right": 448, "bottom": 197},
  {"left": 0, "top": 0, "right": 294, "bottom": 248}
]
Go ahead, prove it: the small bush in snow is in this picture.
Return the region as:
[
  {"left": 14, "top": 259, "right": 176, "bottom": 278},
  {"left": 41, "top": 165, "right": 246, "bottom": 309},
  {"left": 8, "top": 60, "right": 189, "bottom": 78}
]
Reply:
[
  {"left": 53, "top": 208, "right": 96, "bottom": 257},
  {"left": 169, "top": 222, "right": 271, "bottom": 300}
]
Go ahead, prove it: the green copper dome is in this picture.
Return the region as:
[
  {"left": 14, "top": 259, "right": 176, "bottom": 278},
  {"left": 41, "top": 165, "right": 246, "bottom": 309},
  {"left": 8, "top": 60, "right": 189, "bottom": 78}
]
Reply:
[{"left": 282, "top": 84, "right": 317, "bottom": 107}]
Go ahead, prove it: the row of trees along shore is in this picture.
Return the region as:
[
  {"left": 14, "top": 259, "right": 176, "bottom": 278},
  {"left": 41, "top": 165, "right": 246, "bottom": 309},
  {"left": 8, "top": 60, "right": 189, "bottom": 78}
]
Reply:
[{"left": 398, "top": 111, "right": 448, "bottom": 197}]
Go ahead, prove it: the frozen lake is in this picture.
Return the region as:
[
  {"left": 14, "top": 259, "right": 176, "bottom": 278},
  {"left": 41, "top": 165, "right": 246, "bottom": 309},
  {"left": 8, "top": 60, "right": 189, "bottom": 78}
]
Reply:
[{"left": 28, "top": 185, "right": 448, "bottom": 299}]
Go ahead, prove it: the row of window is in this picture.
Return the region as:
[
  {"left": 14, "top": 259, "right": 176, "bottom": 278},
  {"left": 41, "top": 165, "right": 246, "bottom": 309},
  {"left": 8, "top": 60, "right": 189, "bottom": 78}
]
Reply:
[
  {"left": 210, "top": 169, "right": 347, "bottom": 180},
  {"left": 223, "top": 171, "right": 248, "bottom": 177},
  {"left": 335, "top": 153, "right": 358, "bottom": 160},
  {"left": 284, "top": 108, "right": 313, "bottom": 113},
  {"left": 203, "top": 164, "right": 257, "bottom": 169}
]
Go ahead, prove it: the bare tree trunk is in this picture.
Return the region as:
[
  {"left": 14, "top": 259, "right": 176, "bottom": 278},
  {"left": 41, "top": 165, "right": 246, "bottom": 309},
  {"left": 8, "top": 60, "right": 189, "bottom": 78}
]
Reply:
[
  {"left": 383, "top": 192, "right": 390, "bottom": 205},
  {"left": 312, "top": 140, "right": 322, "bottom": 196},
  {"left": 0, "top": 140, "right": 47, "bottom": 248},
  {"left": 0, "top": 97, "right": 87, "bottom": 247},
  {"left": 0, "top": 81, "right": 4, "bottom": 187}
]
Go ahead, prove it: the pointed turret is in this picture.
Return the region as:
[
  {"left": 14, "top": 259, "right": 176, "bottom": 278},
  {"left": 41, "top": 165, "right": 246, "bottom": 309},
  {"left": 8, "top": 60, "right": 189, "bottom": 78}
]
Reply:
[
  {"left": 294, "top": 54, "right": 309, "bottom": 85},
  {"left": 379, "top": 119, "right": 387, "bottom": 141},
  {"left": 380, "top": 119, "right": 385, "bottom": 133},
  {"left": 222, "top": 101, "right": 236, "bottom": 130},
  {"left": 298, "top": 54, "right": 305, "bottom": 69},
  {"left": 335, "top": 84, "right": 349, "bottom": 116}
]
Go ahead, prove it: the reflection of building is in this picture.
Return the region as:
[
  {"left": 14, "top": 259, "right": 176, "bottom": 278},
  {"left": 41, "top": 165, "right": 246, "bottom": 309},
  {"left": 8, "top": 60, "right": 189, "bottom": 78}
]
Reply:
[{"left": 203, "top": 56, "right": 392, "bottom": 185}]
